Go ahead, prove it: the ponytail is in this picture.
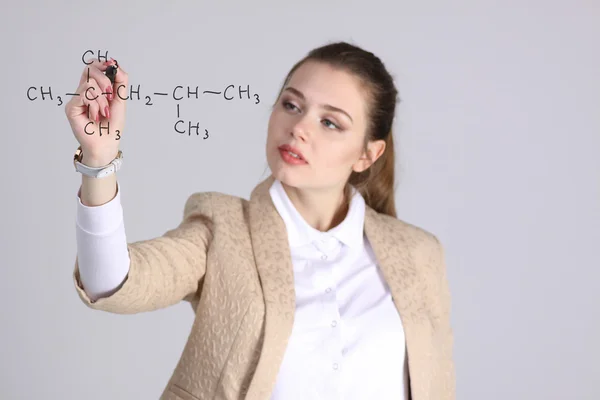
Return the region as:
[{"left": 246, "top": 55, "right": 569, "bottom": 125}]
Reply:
[{"left": 347, "top": 130, "right": 397, "bottom": 218}]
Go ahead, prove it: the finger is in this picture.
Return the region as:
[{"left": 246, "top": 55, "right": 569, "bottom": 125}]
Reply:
[
  {"left": 106, "top": 58, "right": 128, "bottom": 106},
  {"left": 67, "top": 77, "right": 103, "bottom": 122},
  {"left": 79, "top": 60, "right": 109, "bottom": 87},
  {"left": 65, "top": 91, "right": 100, "bottom": 123},
  {"left": 80, "top": 65, "right": 114, "bottom": 108}
]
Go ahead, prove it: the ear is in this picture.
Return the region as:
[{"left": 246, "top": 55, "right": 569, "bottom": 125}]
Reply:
[{"left": 352, "top": 139, "right": 386, "bottom": 173}]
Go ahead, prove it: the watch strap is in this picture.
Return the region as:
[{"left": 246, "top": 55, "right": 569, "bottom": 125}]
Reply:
[{"left": 74, "top": 146, "right": 123, "bottom": 178}]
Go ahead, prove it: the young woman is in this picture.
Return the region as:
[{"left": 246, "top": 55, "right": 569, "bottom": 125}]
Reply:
[{"left": 67, "top": 41, "right": 455, "bottom": 400}]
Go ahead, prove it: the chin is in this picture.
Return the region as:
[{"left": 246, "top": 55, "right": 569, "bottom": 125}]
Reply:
[
  {"left": 270, "top": 164, "right": 304, "bottom": 188},
  {"left": 271, "top": 166, "right": 297, "bottom": 185}
]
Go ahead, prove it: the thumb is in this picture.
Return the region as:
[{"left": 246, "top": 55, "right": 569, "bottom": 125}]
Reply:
[{"left": 108, "top": 59, "right": 129, "bottom": 106}]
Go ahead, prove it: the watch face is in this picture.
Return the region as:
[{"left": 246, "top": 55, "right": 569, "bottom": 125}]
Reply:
[{"left": 74, "top": 148, "right": 83, "bottom": 162}]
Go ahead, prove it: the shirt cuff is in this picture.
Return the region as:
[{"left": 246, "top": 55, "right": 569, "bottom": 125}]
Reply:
[{"left": 76, "top": 181, "right": 124, "bottom": 235}]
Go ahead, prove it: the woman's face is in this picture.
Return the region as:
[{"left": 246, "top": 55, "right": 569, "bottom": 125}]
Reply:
[{"left": 266, "top": 61, "right": 376, "bottom": 193}]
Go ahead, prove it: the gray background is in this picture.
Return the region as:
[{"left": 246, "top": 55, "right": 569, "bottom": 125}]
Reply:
[{"left": 2, "top": 1, "right": 599, "bottom": 399}]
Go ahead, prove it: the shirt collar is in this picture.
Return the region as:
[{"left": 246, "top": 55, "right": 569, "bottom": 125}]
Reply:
[{"left": 269, "top": 178, "right": 365, "bottom": 249}]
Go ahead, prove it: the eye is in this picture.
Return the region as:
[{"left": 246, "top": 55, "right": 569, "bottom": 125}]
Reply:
[
  {"left": 283, "top": 101, "right": 299, "bottom": 112},
  {"left": 322, "top": 119, "right": 340, "bottom": 130},
  {"left": 282, "top": 99, "right": 341, "bottom": 130}
]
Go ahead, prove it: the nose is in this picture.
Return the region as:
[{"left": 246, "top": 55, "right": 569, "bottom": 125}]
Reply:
[{"left": 290, "top": 117, "right": 310, "bottom": 142}]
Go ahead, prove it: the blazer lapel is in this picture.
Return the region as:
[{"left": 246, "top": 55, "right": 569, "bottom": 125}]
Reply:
[
  {"left": 245, "top": 175, "right": 297, "bottom": 400},
  {"left": 364, "top": 207, "right": 428, "bottom": 400},
  {"left": 245, "top": 175, "right": 426, "bottom": 400}
]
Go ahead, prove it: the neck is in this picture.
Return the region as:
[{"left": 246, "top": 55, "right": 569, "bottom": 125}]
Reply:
[{"left": 281, "top": 181, "right": 349, "bottom": 232}]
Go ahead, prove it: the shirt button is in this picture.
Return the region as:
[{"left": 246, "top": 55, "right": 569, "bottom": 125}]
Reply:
[
  {"left": 321, "top": 254, "right": 328, "bottom": 260},
  {"left": 325, "top": 287, "right": 332, "bottom": 293},
  {"left": 331, "top": 320, "right": 337, "bottom": 327},
  {"left": 332, "top": 363, "right": 339, "bottom": 370}
]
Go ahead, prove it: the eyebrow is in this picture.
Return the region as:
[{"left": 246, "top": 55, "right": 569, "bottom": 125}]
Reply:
[{"left": 283, "top": 87, "right": 353, "bottom": 123}]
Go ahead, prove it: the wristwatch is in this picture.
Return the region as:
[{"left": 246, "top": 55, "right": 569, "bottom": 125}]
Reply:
[{"left": 73, "top": 146, "right": 123, "bottom": 178}]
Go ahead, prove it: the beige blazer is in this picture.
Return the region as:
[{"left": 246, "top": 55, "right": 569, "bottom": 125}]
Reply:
[{"left": 73, "top": 175, "right": 455, "bottom": 400}]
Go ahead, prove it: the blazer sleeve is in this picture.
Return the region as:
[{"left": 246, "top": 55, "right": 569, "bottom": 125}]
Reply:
[
  {"left": 72, "top": 191, "right": 214, "bottom": 314},
  {"left": 428, "top": 235, "right": 456, "bottom": 399}
]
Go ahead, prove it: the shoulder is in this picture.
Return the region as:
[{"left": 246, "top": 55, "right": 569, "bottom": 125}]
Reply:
[
  {"left": 387, "top": 216, "right": 447, "bottom": 285},
  {"left": 182, "top": 190, "right": 247, "bottom": 219},
  {"left": 375, "top": 212, "right": 450, "bottom": 303},
  {"left": 368, "top": 208, "right": 446, "bottom": 282},
  {"left": 371, "top": 208, "right": 442, "bottom": 253}
]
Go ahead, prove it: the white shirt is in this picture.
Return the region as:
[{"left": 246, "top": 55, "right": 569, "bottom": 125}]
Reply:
[
  {"left": 75, "top": 180, "right": 409, "bottom": 399},
  {"left": 268, "top": 179, "right": 409, "bottom": 400},
  {"left": 75, "top": 182, "right": 130, "bottom": 302}
]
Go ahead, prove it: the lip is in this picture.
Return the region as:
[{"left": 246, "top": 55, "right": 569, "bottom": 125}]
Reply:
[{"left": 278, "top": 144, "right": 308, "bottom": 163}]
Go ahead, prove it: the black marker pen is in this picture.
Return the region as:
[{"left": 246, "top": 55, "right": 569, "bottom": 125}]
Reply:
[{"left": 105, "top": 64, "right": 118, "bottom": 85}]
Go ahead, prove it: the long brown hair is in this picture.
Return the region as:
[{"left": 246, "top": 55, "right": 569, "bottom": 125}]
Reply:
[{"left": 272, "top": 41, "right": 400, "bottom": 218}]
